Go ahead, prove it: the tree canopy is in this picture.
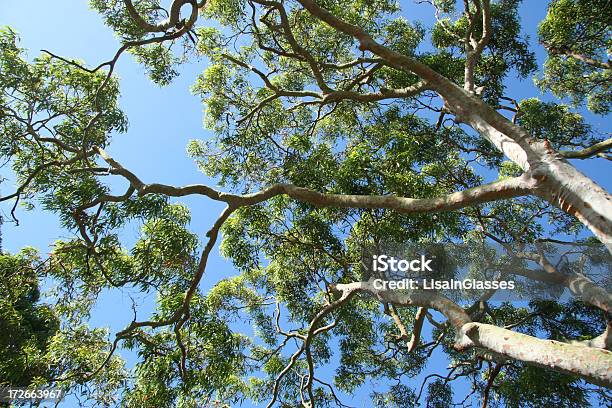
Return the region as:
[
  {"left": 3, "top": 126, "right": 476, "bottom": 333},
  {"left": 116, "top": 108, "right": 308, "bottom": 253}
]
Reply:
[{"left": 0, "top": 0, "right": 611, "bottom": 407}]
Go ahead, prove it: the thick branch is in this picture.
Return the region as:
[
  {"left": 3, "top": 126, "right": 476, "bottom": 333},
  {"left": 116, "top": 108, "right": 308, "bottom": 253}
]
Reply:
[
  {"left": 280, "top": 173, "right": 533, "bottom": 213},
  {"left": 340, "top": 279, "right": 612, "bottom": 386},
  {"left": 459, "top": 322, "right": 612, "bottom": 387},
  {"left": 508, "top": 247, "right": 612, "bottom": 314},
  {"left": 408, "top": 306, "right": 427, "bottom": 352},
  {"left": 568, "top": 319, "right": 612, "bottom": 350}
]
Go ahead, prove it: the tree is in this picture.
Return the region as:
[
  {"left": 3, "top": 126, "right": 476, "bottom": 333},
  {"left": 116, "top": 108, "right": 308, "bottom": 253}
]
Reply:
[
  {"left": 0, "top": 249, "right": 59, "bottom": 387},
  {"left": 0, "top": 0, "right": 611, "bottom": 406}
]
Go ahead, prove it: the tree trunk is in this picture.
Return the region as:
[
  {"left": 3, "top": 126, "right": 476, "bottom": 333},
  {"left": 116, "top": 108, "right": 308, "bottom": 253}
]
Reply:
[{"left": 444, "top": 87, "right": 612, "bottom": 249}]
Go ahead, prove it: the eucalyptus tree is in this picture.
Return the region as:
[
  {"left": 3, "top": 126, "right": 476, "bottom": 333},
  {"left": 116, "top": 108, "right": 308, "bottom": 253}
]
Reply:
[{"left": 0, "top": 0, "right": 611, "bottom": 407}]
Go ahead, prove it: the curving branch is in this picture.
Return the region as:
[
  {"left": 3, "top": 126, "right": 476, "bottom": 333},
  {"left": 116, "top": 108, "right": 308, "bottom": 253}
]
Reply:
[
  {"left": 266, "top": 288, "right": 354, "bottom": 408},
  {"left": 331, "top": 279, "right": 472, "bottom": 335},
  {"left": 561, "top": 138, "right": 612, "bottom": 159},
  {"left": 123, "top": 0, "right": 201, "bottom": 33},
  {"left": 384, "top": 304, "right": 426, "bottom": 352},
  {"left": 481, "top": 362, "right": 503, "bottom": 408},
  {"left": 253, "top": 0, "right": 333, "bottom": 94},
  {"left": 493, "top": 241, "right": 612, "bottom": 314},
  {"left": 220, "top": 50, "right": 429, "bottom": 126},
  {"left": 91, "top": 145, "right": 541, "bottom": 216}
]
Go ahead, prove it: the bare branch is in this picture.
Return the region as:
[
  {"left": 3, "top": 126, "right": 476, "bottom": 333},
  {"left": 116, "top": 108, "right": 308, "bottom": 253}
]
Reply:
[
  {"left": 331, "top": 279, "right": 471, "bottom": 334},
  {"left": 561, "top": 138, "right": 612, "bottom": 159},
  {"left": 123, "top": 0, "right": 199, "bottom": 33},
  {"left": 481, "top": 362, "right": 503, "bottom": 408},
  {"left": 267, "top": 288, "right": 354, "bottom": 408},
  {"left": 408, "top": 306, "right": 427, "bottom": 353},
  {"left": 92, "top": 146, "right": 541, "bottom": 216}
]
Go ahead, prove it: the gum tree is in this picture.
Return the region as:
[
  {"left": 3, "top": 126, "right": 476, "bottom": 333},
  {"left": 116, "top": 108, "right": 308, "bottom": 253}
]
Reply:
[{"left": 1, "top": 0, "right": 611, "bottom": 406}]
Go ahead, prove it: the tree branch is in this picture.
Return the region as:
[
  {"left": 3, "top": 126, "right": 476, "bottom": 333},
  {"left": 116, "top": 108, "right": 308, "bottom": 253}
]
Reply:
[
  {"left": 331, "top": 279, "right": 471, "bottom": 337},
  {"left": 481, "top": 362, "right": 503, "bottom": 408},
  {"left": 123, "top": 0, "right": 199, "bottom": 33},
  {"left": 459, "top": 322, "right": 612, "bottom": 387},
  {"left": 543, "top": 42, "right": 611, "bottom": 70},
  {"left": 560, "top": 138, "right": 612, "bottom": 159},
  {"left": 93, "top": 146, "right": 540, "bottom": 216}
]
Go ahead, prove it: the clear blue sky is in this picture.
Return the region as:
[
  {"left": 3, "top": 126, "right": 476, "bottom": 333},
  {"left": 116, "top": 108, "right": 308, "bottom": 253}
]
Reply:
[{"left": 1, "top": 1, "right": 610, "bottom": 407}]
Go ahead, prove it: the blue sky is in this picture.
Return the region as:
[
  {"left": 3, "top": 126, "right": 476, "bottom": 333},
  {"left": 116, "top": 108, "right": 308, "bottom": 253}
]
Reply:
[{"left": 0, "top": 1, "right": 610, "bottom": 407}]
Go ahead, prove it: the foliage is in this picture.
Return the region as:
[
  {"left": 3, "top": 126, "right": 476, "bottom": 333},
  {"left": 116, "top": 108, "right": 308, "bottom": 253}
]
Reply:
[
  {"left": 0, "top": 0, "right": 611, "bottom": 407},
  {"left": 0, "top": 249, "right": 59, "bottom": 387},
  {"left": 537, "top": 0, "right": 611, "bottom": 114}
]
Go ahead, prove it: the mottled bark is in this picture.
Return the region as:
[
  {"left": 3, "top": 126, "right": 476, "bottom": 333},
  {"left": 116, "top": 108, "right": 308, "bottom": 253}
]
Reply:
[{"left": 459, "top": 323, "right": 612, "bottom": 387}]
